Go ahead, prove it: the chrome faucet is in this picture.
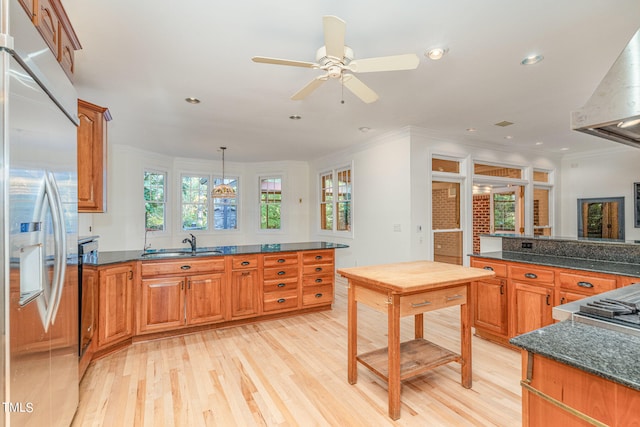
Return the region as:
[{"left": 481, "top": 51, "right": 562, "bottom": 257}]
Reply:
[{"left": 182, "top": 233, "right": 197, "bottom": 254}]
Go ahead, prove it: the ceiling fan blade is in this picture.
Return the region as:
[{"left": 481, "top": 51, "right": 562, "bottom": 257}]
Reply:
[
  {"left": 252, "top": 56, "right": 316, "bottom": 68},
  {"left": 342, "top": 74, "right": 379, "bottom": 104},
  {"left": 323, "top": 15, "right": 346, "bottom": 60},
  {"left": 291, "top": 76, "right": 328, "bottom": 100},
  {"left": 349, "top": 53, "right": 420, "bottom": 73}
]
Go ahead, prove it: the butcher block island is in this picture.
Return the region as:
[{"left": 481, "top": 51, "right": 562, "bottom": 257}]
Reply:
[{"left": 337, "top": 261, "right": 495, "bottom": 420}]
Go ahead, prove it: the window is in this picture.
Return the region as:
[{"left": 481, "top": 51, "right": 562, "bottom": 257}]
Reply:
[
  {"left": 493, "top": 192, "right": 516, "bottom": 232},
  {"left": 320, "top": 166, "right": 352, "bottom": 232},
  {"left": 260, "top": 176, "right": 281, "bottom": 230},
  {"left": 213, "top": 177, "right": 238, "bottom": 230},
  {"left": 181, "top": 175, "right": 209, "bottom": 230},
  {"left": 144, "top": 170, "right": 166, "bottom": 231}
]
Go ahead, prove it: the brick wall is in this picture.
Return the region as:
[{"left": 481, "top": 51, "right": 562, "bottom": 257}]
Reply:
[{"left": 472, "top": 194, "right": 491, "bottom": 253}]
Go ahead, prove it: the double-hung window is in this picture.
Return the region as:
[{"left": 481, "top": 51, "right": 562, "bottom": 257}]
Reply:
[
  {"left": 144, "top": 170, "right": 167, "bottom": 231},
  {"left": 212, "top": 177, "right": 238, "bottom": 230},
  {"left": 260, "top": 176, "right": 282, "bottom": 230},
  {"left": 179, "top": 174, "right": 239, "bottom": 231},
  {"left": 320, "top": 165, "right": 352, "bottom": 233}
]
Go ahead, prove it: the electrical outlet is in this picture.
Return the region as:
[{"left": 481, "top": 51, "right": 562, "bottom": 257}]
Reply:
[{"left": 521, "top": 242, "right": 533, "bottom": 249}]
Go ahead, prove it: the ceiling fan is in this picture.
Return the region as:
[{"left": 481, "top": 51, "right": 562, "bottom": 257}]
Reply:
[{"left": 251, "top": 15, "right": 420, "bottom": 104}]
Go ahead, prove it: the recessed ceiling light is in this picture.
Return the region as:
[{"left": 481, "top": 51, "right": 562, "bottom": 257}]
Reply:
[
  {"left": 560, "top": 147, "right": 570, "bottom": 151},
  {"left": 466, "top": 128, "right": 477, "bottom": 132},
  {"left": 425, "top": 47, "right": 448, "bottom": 60},
  {"left": 504, "top": 135, "right": 513, "bottom": 140},
  {"left": 289, "top": 115, "right": 302, "bottom": 120},
  {"left": 185, "top": 97, "right": 201, "bottom": 104},
  {"left": 535, "top": 141, "right": 544, "bottom": 145},
  {"left": 521, "top": 54, "right": 544, "bottom": 65},
  {"left": 358, "top": 127, "right": 371, "bottom": 133}
]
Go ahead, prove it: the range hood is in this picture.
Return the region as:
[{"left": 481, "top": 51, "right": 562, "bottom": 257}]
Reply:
[{"left": 572, "top": 28, "right": 640, "bottom": 148}]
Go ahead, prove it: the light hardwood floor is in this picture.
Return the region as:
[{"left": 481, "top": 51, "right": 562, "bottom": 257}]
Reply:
[{"left": 73, "top": 278, "right": 522, "bottom": 426}]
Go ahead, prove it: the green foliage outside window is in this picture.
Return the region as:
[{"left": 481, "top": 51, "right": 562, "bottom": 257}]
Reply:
[
  {"left": 493, "top": 193, "right": 515, "bottom": 231},
  {"left": 182, "top": 176, "right": 208, "bottom": 230},
  {"left": 144, "top": 171, "right": 165, "bottom": 231},
  {"left": 260, "top": 177, "right": 281, "bottom": 229}
]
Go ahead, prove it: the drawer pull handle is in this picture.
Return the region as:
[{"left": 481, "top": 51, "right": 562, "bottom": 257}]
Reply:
[
  {"left": 241, "top": 272, "right": 251, "bottom": 276},
  {"left": 181, "top": 265, "right": 191, "bottom": 270},
  {"left": 277, "top": 259, "right": 286, "bottom": 263},
  {"left": 524, "top": 273, "right": 537, "bottom": 279},
  {"left": 500, "top": 284, "right": 504, "bottom": 295},
  {"left": 446, "top": 294, "right": 463, "bottom": 301},
  {"left": 277, "top": 271, "right": 286, "bottom": 276},
  {"left": 315, "top": 267, "right": 322, "bottom": 272},
  {"left": 546, "top": 294, "right": 551, "bottom": 306},
  {"left": 411, "top": 300, "right": 432, "bottom": 308},
  {"left": 315, "top": 278, "right": 322, "bottom": 283},
  {"left": 315, "top": 293, "right": 323, "bottom": 298},
  {"left": 577, "top": 281, "right": 594, "bottom": 288},
  {"left": 241, "top": 261, "right": 250, "bottom": 266},
  {"left": 277, "top": 298, "right": 286, "bottom": 304},
  {"left": 277, "top": 283, "right": 286, "bottom": 288},
  {"left": 483, "top": 266, "right": 494, "bottom": 271},
  {"left": 315, "top": 255, "right": 322, "bottom": 260}
]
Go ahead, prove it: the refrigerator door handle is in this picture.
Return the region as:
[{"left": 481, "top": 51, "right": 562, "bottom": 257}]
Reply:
[{"left": 45, "top": 171, "right": 67, "bottom": 325}]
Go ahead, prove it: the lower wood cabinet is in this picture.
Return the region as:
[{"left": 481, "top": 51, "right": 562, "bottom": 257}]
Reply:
[
  {"left": 138, "top": 259, "right": 226, "bottom": 335},
  {"left": 512, "top": 281, "right": 553, "bottom": 336},
  {"left": 521, "top": 351, "right": 640, "bottom": 426},
  {"left": 472, "top": 277, "right": 508, "bottom": 337},
  {"left": 229, "top": 255, "right": 261, "bottom": 319},
  {"left": 96, "top": 263, "right": 134, "bottom": 350}
]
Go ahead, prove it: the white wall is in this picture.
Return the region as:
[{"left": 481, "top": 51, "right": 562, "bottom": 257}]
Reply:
[
  {"left": 85, "top": 144, "right": 310, "bottom": 251},
  {"left": 560, "top": 145, "right": 640, "bottom": 241}
]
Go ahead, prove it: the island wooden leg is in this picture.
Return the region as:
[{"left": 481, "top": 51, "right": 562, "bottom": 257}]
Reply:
[
  {"left": 414, "top": 313, "right": 424, "bottom": 339},
  {"left": 388, "top": 294, "right": 401, "bottom": 420},
  {"left": 460, "top": 285, "right": 472, "bottom": 388},
  {"left": 347, "top": 280, "right": 358, "bottom": 385}
]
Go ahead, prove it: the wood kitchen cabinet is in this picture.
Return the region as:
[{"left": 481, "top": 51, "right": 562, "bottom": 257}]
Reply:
[
  {"left": 263, "top": 253, "right": 299, "bottom": 313},
  {"left": 96, "top": 263, "right": 134, "bottom": 350},
  {"left": 521, "top": 351, "right": 640, "bottom": 426},
  {"left": 470, "top": 259, "right": 508, "bottom": 341},
  {"left": 77, "top": 99, "right": 111, "bottom": 213},
  {"left": 229, "top": 255, "right": 261, "bottom": 319},
  {"left": 138, "top": 257, "right": 226, "bottom": 334},
  {"left": 301, "top": 250, "right": 335, "bottom": 307}
]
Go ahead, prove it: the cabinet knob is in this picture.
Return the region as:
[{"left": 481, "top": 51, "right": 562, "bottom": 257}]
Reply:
[
  {"left": 277, "top": 298, "right": 286, "bottom": 303},
  {"left": 277, "top": 271, "right": 286, "bottom": 276},
  {"left": 577, "top": 281, "right": 593, "bottom": 288},
  {"left": 277, "top": 283, "right": 286, "bottom": 288},
  {"left": 315, "top": 255, "right": 322, "bottom": 260},
  {"left": 315, "top": 293, "right": 323, "bottom": 298},
  {"left": 315, "top": 278, "right": 322, "bottom": 283},
  {"left": 277, "top": 259, "right": 285, "bottom": 263},
  {"left": 524, "top": 273, "right": 537, "bottom": 279},
  {"left": 181, "top": 265, "right": 191, "bottom": 270},
  {"left": 241, "top": 261, "right": 250, "bottom": 266},
  {"left": 483, "top": 266, "right": 494, "bottom": 271},
  {"left": 315, "top": 267, "right": 322, "bottom": 272}
]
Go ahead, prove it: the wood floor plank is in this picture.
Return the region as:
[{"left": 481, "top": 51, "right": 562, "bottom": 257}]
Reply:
[{"left": 73, "top": 277, "right": 522, "bottom": 426}]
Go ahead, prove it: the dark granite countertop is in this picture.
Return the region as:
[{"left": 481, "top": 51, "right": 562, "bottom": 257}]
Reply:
[
  {"left": 510, "top": 321, "right": 640, "bottom": 391},
  {"left": 88, "top": 241, "right": 348, "bottom": 266},
  {"left": 471, "top": 251, "right": 640, "bottom": 278}
]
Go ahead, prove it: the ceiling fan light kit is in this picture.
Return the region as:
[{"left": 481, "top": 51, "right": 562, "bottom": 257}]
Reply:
[{"left": 252, "top": 15, "right": 420, "bottom": 103}]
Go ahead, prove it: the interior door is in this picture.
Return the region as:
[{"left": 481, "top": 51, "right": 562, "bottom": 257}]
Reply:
[{"left": 490, "top": 186, "right": 523, "bottom": 234}]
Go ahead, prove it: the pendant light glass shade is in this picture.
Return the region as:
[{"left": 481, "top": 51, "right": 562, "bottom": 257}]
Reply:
[{"left": 212, "top": 147, "right": 236, "bottom": 198}]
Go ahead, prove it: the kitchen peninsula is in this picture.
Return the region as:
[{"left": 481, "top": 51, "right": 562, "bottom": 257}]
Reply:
[{"left": 80, "top": 241, "right": 347, "bottom": 376}]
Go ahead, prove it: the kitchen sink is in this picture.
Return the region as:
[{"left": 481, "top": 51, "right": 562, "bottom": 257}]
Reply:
[
  {"left": 141, "top": 248, "right": 223, "bottom": 259},
  {"left": 140, "top": 251, "right": 191, "bottom": 259},
  {"left": 195, "top": 250, "right": 223, "bottom": 255}
]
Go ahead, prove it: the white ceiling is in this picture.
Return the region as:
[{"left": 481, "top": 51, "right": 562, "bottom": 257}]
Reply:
[{"left": 61, "top": 0, "right": 640, "bottom": 163}]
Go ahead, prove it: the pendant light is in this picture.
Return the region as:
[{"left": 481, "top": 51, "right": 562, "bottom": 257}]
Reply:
[{"left": 211, "top": 146, "right": 236, "bottom": 198}]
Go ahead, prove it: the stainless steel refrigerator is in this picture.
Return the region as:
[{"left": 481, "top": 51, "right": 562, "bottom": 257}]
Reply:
[{"left": 2, "top": 1, "right": 79, "bottom": 426}]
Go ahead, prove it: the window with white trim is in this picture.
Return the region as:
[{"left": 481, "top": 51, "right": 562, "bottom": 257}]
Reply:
[
  {"left": 320, "top": 166, "right": 352, "bottom": 232},
  {"left": 181, "top": 174, "right": 209, "bottom": 230},
  {"left": 144, "top": 170, "right": 167, "bottom": 231},
  {"left": 212, "top": 176, "right": 238, "bottom": 230},
  {"left": 259, "top": 176, "right": 281, "bottom": 230}
]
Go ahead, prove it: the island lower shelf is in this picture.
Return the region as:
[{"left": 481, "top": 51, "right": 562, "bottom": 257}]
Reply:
[{"left": 357, "top": 338, "right": 461, "bottom": 382}]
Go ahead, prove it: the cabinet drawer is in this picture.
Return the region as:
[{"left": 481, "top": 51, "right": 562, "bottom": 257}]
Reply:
[
  {"left": 509, "top": 265, "right": 554, "bottom": 284},
  {"left": 263, "top": 253, "right": 298, "bottom": 267},
  {"left": 559, "top": 272, "right": 616, "bottom": 295},
  {"left": 470, "top": 259, "right": 507, "bottom": 277},
  {"left": 264, "top": 266, "right": 298, "bottom": 280},
  {"left": 302, "top": 264, "right": 333, "bottom": 275},
  {"left": 400, "top": 285, "right": 467, "bottom": 316},
  {"left": 263, "top": 278, "right": 298, "bottom": 293},
  {"left": 301, "top": 250, "right": 334, "bottom": 265},
  {"left": 302, "top": 284, "right": 333, "bottom": 306},
  {"left": 231, "top": 255, "right": 259, "bottom": 270},
  {"left": 141, "top": 257, "right": 224, "bottom": 277},
  {"left": 263, "top": 290, "right": 298, "bottom": 312},
  {"left": 302, "top": 273, "right": 334, "bottom": 287}
]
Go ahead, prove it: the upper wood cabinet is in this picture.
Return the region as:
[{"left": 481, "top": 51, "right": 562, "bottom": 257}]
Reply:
[
  {"left": 20, "top": 0, "right": 81, "bottom": 79},
  {"left": 78, "top": 99, "right": 111, "bottom": 212}
]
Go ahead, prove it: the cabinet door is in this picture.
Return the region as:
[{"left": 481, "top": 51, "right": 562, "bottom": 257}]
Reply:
[
  {"left": 186, "top": 273, "right": 225, "bottom": 325},
  {"left": 80, "top": 268, "right": 97, "bottom": 352},
  {"left": 473, "top": 278, "right": 508, "bottom": 336},
  {"left": 77, "top": 100, "right": 110, "bottom": 212},
  {"left": 231, "top": 270, "right": 260, "bottom": 318},
  {"left": 138, "top": 277, "right": 185, "bottom": 334},
  {"left": 558, "top": 290, "right": 587, "bottom": 306},
  {"left": 98, "top": 264, "right": 133, "bottom": 348},
  {"left": 513, "top": 281, "right": 553, "bottom": 336}
]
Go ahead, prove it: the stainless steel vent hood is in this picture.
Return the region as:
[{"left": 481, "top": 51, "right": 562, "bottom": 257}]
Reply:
[{"left": 572, "top": 29, "right": 640, "bottom": 148}]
